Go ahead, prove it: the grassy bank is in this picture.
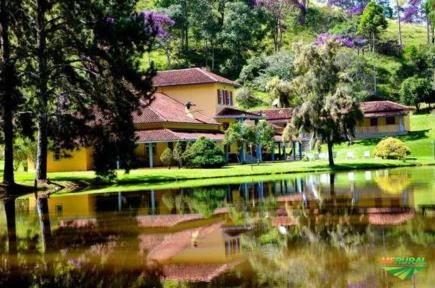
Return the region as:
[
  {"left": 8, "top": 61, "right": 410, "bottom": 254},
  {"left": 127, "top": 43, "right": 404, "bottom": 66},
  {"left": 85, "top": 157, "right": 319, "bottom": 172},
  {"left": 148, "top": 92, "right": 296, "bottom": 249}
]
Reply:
[
  {"left": 1, "top": 114, "right": 434, "bottom": 194},
  {"left": 7, "top": 158, "right": 434, "bottom": 195}
]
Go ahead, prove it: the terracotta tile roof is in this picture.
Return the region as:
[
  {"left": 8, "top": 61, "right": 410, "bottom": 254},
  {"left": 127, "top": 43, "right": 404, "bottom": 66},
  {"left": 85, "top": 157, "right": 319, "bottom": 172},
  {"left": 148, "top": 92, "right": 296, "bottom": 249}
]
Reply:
[
  {"left": 135, "top": 129, "right": 224, "bottom": 143},
  {"left": 162, "top": 263, "right": 234, "bottom": 282},
  {"left": 254, "top": 108, "right": 293, "bottom": 121},
  {"left": 360, "top": 101, "right": 413, "bottom": 117},
  {"left": 133, "top": 92, "right": 218, "bottom": 125},
  {"left": 153, "top": 68, "right": 240, "bottom": 87},
  {"left": 137, "top": 210, "right": 227, "bottom": 228},
  {"left": 142, "top": 222, "right": 225, "bottom": 262},
  {"left": 215, "top": 107, "right": 262, "bottom": 119},
  {"left": 367, "top": 211, "right": 415, "bottom": 225}
]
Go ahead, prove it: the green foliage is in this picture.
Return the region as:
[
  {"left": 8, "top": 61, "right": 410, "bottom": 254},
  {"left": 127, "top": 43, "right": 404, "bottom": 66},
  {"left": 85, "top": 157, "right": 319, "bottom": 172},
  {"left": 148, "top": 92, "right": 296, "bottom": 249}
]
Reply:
[
  {"left": 236, "top": 87, "right": 264, "bottom": 109},
  {"left": 172, "top": 141, "right": 185, "bottom": 168},
  {"left": 188, "top": 187, "right": 226, "bottom": 218},
  {"left": 182, "top": 137, "right": 226, "bottom": 168},
  {"left": 400, "top": 76, "right": 432, "bottom": 112},
  {"left": 238, "top": 51, "right": 294, "bottom": 92},
  {"left": 290, "top": 41, "right": 364, "bottom": 166},
  {"left": 160, "top": 147, "right": 173, "bottom": 169},
  {"left": 265, "top": 76, "right": 297, "bottom": 107},
  {"left": 13, "top": 138, "right": 36, "bottom": 172},
  {"left": 256, "top": 120, "right": 275, "bottom": 149},
  {"left": 358, "top": 2, "right": 388, "bottom": 38},
  {"left": 374, "top": 137, "right": 411, "bottom": 159}
]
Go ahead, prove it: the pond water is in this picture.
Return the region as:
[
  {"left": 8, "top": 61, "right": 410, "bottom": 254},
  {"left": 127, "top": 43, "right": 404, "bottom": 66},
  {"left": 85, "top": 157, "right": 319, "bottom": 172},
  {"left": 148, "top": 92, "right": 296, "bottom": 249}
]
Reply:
[{"left": 1, "top": 167, "right": 434, "bottom": 287}]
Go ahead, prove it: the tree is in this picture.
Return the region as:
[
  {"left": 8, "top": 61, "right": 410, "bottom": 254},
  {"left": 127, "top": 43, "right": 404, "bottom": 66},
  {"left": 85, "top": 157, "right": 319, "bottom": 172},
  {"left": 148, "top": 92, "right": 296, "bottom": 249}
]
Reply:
[
  {"left": 255, "top": 120, "right": 275, "bottom": 158},
  {"left": 290, "top": 41, "right": 363, "bottom": 166},
  {"left": 235, "top": 87, "right": 264, "bottom": 109},
  {"left": 182, "top": 137, "right": 226, "bottom": 168},
  {"left": 160, "top": 147, "right": 173, "bottom": 169},
  {"left": 22, "top": 0, "right": 159, "bottom": 182},
  {"left": 256, "top": 0, "right": 308, "bottom": 51},
  {"left": 219, "top": 1, "right": 265, "bottom": 78},
  {"left": 265, "top": 77, "right": 296, "bottom": 107},
  {"left": 400, "top": 76, "right": 432, "bottom": 112},
  {"left": 0, "top": 0, "right": 23, "bottom": 187},
  {"left": 172, "top": 141, "right": 184, "bottom": 168},
  {"left": 358, "top": 2, "right": 388, "bottom": 52}
]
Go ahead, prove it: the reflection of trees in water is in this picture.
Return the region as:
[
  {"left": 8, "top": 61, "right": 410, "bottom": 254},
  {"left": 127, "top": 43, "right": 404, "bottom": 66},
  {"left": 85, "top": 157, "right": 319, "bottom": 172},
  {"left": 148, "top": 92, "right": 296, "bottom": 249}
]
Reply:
[
  {"left": 1, "top": 196, "right": 164, "bottom": 287},
  {"left": 162, "top": 187, "right": 228, "bottom": 218}
]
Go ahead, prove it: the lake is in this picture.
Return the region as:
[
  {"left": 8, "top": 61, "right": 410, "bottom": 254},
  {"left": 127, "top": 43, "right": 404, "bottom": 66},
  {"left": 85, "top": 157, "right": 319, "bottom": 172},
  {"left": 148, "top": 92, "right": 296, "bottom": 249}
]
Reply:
[{"left": 1, "top": 167, "right": 434, "bottom": 287}]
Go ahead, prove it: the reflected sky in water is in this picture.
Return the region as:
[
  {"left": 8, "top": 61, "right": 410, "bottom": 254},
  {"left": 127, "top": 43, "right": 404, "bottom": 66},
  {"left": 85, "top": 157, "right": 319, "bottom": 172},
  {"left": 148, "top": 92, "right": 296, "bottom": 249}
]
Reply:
[{"left": 0, "top": 167, "right": 434, "bottom": 287}]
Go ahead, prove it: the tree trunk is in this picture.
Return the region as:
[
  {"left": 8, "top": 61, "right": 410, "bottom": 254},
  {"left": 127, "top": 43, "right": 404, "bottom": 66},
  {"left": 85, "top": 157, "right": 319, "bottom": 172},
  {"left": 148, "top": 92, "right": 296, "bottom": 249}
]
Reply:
[
  {"left": 327, "top": 140, "right": 334, "bottom": 167},
  {"left": 37, "top": 196, "right": 52, "bottom": 252},
  {"left": 396, "top": 0, "right": 402, "bottom": 46},
  {"left": 35, "top": 0, "right": 49, "bottom": 182},
  {"left": 0, "top": 0, "right": 15, "bottom": 186},
  {"left": 372, "top": 32, "right": 376, "bottom": 53},
  {"left": 4, "top": 196, "right": 17, "bottom": 254}
]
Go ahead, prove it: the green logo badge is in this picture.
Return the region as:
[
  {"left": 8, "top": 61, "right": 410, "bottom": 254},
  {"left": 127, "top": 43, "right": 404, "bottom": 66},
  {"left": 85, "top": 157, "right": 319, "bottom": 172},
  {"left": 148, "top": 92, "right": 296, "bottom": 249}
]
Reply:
[{"left": 380, "top": 257, "right": 427, "bottom": 280}]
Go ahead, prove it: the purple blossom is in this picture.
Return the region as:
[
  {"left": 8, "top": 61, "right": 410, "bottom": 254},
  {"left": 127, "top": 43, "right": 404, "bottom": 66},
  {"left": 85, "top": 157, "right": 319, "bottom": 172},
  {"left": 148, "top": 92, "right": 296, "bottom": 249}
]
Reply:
[
  {"left": 315, "top": 33, "right": 368, "bottom": 49},
  {"left": 140, "top": 11, "right": 175, "bottom": 38},
  {"left": 401, "top": 0, "right": 424, "bottom": 23},
  {"left": 347, "top": 3, "right": 367, "bottom": 16}
]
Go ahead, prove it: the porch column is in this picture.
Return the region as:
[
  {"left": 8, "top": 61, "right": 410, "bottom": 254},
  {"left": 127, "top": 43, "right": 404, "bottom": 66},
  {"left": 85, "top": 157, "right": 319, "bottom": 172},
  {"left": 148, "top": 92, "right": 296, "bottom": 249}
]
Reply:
[
  {"left": 293, "top": 141, "right": 296, "bottom": 160},
  {"left": 256, "top": 144, "right": 262, "bottom": 162},
  {"left": 148, "top": 143, "right": 154, "bottom": 168},
  {"left": 299, "top": 142, "right": 303, "bottom": 160},
  {"left": 150, "top": 190, "right": 156, "bottom": 215},
  {"left": 283, "top": 144, "right": 286, "bottom": 160},
  {"left": 271, "top": 143, "right": 275, "bottom": 161}
]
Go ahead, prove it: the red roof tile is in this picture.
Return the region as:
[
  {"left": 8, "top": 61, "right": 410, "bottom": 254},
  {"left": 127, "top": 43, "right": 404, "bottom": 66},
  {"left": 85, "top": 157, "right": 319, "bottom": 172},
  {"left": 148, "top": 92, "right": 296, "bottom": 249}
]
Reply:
[
  {"left": 162, "top": 263, "right": 235, "bottom": 282},
  {"left": 254, "top": 108, "right": 293, "bottom": 121},
  {"left": 135, "top": 129, "right": 224, "bottom": 143},
  {"left": 133, "top": 92, "right": 218, "bottom": 125},
  {"left": 360, "top": 101, "right": 413, "bottom": 117},
  {"left": 153, "top": 68, "right": 240, "bottom": 87},
  {"left": 215, "top": 107, "right": 262, "bottom": 119}
]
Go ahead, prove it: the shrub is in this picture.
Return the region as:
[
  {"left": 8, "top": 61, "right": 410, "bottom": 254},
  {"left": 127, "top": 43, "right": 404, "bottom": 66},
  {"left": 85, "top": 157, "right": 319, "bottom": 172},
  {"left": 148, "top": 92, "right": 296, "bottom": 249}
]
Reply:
[
  {"left": 182, "top": 137, "right": 226, "bottom": 168},
  {"left": 374, "top": 137, "right": 411, "bottom": 160},
  {"left": 160, "top": 147, "right": 173, "bottom": 169}
]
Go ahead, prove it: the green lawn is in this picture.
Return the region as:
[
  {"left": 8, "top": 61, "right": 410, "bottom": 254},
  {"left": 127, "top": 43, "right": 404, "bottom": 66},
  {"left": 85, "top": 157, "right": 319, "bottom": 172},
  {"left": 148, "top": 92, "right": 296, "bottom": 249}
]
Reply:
[
  {"left": 7, "top": 158, "right": 433, "bottom": 195},
  {"left": 1, "top": 114, "right": 434, "bottom": 193},
  {"left": 333, "top": 114, "right": 435, "bottom": 161}
]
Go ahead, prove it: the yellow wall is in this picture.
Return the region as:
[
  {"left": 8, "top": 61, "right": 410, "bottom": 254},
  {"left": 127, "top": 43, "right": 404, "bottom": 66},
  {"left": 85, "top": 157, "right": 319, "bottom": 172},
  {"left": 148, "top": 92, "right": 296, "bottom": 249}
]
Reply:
[
  {"left": 28, "top": 147, "right": 94, "bottom": 173},
  {"left": 355, "top": 114, "right": 411, "bottom": 138},
  {"left": 49, "top": 194, "right": 96, "bottom": 220},
  {"left": 158, "top": 83, "right": 237, "bottom": 118}
]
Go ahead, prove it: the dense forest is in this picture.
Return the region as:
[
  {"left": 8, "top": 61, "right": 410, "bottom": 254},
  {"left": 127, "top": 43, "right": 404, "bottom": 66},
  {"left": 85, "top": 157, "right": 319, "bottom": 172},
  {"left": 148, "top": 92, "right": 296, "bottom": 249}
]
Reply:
[{"left": 140, "top": 0, "right": 435, "bottom": 108}]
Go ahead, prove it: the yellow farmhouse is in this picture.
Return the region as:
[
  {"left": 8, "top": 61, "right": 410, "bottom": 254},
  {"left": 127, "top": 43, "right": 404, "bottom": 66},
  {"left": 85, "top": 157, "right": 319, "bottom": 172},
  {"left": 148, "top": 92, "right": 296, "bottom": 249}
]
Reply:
[{"left": 30, "top": 68, "right": 413, "bottom": 172}]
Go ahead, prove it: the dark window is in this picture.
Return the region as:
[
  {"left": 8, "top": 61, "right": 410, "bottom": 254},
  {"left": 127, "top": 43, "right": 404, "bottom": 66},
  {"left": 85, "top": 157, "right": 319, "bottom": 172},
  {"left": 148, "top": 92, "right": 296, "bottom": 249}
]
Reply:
[
  {"left": 55, "top": 205, "right": 63, "bottom": 217},
  {"left": 223, "top": 122, "right": 229, "bottom": 130},
  {"left": 217, "top": 89, "right": 221, "bottom": 104},
  {"left": 386, "top": 116, "right": 395, "bottom": 125},
  {"left": 54, "top": 149, "right": 61, "bottom": 161},
  {"left": 370, "top": 118, "right": 378, "bottom": 126},
  {"left": 229, "top": 92, "right": 233, "bottom": 106}
]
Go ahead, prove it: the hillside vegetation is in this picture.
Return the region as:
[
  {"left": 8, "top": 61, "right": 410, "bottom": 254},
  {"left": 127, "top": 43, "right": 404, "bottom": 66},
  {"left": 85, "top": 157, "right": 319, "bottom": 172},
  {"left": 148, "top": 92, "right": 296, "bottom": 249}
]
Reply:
[{"left": 139, "top": 1, "right": 433, "bottom": 108}]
